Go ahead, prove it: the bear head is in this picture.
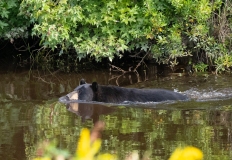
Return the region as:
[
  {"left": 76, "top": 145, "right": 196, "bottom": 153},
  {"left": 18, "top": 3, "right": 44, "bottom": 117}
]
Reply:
[{"left": 59, "top": 79, "right": 98, "bottom": 103}]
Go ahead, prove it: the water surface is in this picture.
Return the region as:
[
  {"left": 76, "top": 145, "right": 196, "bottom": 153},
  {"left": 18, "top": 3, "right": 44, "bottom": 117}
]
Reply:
[{"left": 1, "top": 70, "right": 232, "bottom": 159}]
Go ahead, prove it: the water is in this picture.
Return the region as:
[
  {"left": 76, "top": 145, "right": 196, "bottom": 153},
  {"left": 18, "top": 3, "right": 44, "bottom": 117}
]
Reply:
[{"left": 1, "top": 69, "right": 232, "bottom": 159}]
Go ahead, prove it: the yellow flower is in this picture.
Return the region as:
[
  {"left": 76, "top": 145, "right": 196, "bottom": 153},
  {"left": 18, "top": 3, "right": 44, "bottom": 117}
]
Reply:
[
  {"left": 169, "top": 146, "right": 203, "bottom": 160},
  {"left": 76, "top": 128, "right": 91, "bottom": 157},
  {"left": 76, "top": 128, "right": 102, "bottom": 159}
]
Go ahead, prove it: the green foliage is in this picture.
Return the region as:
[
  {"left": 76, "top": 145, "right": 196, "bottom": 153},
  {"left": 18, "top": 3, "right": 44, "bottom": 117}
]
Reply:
[
  {"left": 0, "top": 0, "right": 29, "bottom": 39},
  {"left": 18, "top": 0, "right": 221, "bottom": 63},
  {"left": 2, "top": 0, "right": 232, "bottom": 72},
  {"left": 193, "top": 62, "right": 208, "bottom": 73},
  {"left": 0, "top": 0, "right": 17, "bottom": 29},
  {"left": 215, "top": 53, "right": 232, "bottom": 74},
  {"left": 151, "top": 0, "right": 216, "bottom": 64},
  {"left": 20, "top": 0, "right": 165, "bottom": 61}
]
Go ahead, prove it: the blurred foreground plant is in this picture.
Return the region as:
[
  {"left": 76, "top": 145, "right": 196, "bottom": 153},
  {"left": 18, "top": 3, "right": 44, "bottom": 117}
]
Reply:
[
  {"left": 34, "top": 121, "right": 116, "bottom": 160},
  {"left": 169, "top": 146, "right": 203, "bottom": 160},
  {"left": 75, "top": 122, "right": 116, "bottom": 160},
  {"left": 33, "top": 121, "right": 203, "bottom": 160}
]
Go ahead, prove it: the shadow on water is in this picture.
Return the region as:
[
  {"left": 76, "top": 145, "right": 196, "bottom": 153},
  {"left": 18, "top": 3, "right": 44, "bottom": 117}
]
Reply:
[{"left": 1, "top": 68, "right": 232, "bottom": 159}]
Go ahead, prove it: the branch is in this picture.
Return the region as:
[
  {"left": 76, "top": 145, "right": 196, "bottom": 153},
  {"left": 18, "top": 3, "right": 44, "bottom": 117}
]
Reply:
[
  {"left": 133, "top": 50, "right": 150, "bottom": 72},
  {"left": 109, "top": 64, "right": 127, "bottom": 73}
]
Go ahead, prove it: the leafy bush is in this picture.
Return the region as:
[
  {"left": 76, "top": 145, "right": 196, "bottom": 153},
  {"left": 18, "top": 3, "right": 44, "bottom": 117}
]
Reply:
[
  {"left": 215, "top": 53, "right": 232, "bottom": 74},
  {"left": 0, "top": 0, "right": 29, "bottom": 39},
  {"left": 1, "top": 0, "right": 232, "bottom": 72},
  {"left": 18, "top": 0, "right": 219, "bottom": 62},
  {"left": 193, "top": 63, "right": 208, "bottom": 73}
]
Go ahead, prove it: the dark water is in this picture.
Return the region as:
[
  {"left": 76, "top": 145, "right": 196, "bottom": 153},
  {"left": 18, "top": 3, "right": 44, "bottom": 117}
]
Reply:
[{"left": 1, "top": 69, "right": 232, "bottom": 159}]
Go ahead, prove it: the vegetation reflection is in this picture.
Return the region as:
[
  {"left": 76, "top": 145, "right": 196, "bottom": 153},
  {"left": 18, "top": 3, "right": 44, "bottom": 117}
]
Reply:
[
  {"left": 33, "top": 121, "right": 203, "bottom": 160},
  {"left": 1, "top": 100, "right": 232, "bottom": 159}
]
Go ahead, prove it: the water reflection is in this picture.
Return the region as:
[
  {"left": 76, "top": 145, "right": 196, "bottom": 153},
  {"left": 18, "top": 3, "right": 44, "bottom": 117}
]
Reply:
[
  {"left": 1, "top": 99, "right": 232, "bottom": 159},
  {"left": 66, "top": 103, "right": 115, "bottom": 123}
]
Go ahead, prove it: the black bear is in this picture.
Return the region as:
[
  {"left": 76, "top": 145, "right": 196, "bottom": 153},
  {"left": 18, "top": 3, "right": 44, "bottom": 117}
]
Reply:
[{"left": 59, "top": 79, "right": 188, "bottom": 103}]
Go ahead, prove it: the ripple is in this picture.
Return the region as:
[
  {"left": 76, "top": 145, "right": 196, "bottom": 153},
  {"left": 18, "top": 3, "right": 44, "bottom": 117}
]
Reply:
[{"left": 183, "top": 88, "right": 232, "bottom": 101}]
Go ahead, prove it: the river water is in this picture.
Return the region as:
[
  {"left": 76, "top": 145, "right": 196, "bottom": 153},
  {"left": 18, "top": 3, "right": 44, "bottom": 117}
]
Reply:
[{"left": 1, "top": 68, "right": 232, "bottom": 159}]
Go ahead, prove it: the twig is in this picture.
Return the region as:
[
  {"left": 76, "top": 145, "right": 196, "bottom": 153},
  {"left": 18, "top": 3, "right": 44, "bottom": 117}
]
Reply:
[
  {"left": 129, "top": 50, "right": 143, "bottom": 58},
  {"left": 133, "top": 50, "right": 150, "bottom": 72},
  {"left": 108, "top": 74, "right": 125, "bottom": 86},
  {"left": 109, "top": 64, "right": 127, "bottom": 73},
  {"left": 33, "top": 75, "right": 54, "bottom": 84},
  {"left": 109, "top": 49, "right": 151, "bottom": 85}
]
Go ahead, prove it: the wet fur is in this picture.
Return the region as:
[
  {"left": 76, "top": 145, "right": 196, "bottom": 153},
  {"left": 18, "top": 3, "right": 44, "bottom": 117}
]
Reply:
[
  {"left": 93, "top": 85, "right": 187, "bottom": 103},
  {"left": 59, "top": 80, "right": 188, "bottom": 103}
]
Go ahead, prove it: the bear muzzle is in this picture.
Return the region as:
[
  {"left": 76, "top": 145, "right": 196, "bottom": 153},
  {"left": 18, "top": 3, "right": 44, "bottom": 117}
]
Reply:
[
  {"left": 67, "top": 91, "right": 79, "bottom": 100},
  {"left": 59, "top": 91, "right": 79, "bottom": 102}
]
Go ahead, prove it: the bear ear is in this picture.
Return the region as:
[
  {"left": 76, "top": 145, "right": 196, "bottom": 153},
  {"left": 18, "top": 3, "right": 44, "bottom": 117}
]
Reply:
[
  {"left": 92, "top": 82, "right": 98, "bottom": 92},
  {"left": 79, "top": 79, "right": 86, "bottom": 85}
]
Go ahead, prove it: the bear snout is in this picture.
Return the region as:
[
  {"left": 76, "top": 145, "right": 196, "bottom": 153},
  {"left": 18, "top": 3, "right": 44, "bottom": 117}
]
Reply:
[
  {"left": 59, "top": 91, "right": 79, "bottom": 103},
  {"left": 67, "top": 91, "right": 79, "bottom": 100},
  {"left": 59, "top": 95, "right": 70, "bottom": 102}
]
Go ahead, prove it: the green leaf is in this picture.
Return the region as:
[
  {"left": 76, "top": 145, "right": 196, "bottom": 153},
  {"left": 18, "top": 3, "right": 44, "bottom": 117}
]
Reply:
[{"left": 0, "top": 20, "right": 8, "bottom": 29}]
